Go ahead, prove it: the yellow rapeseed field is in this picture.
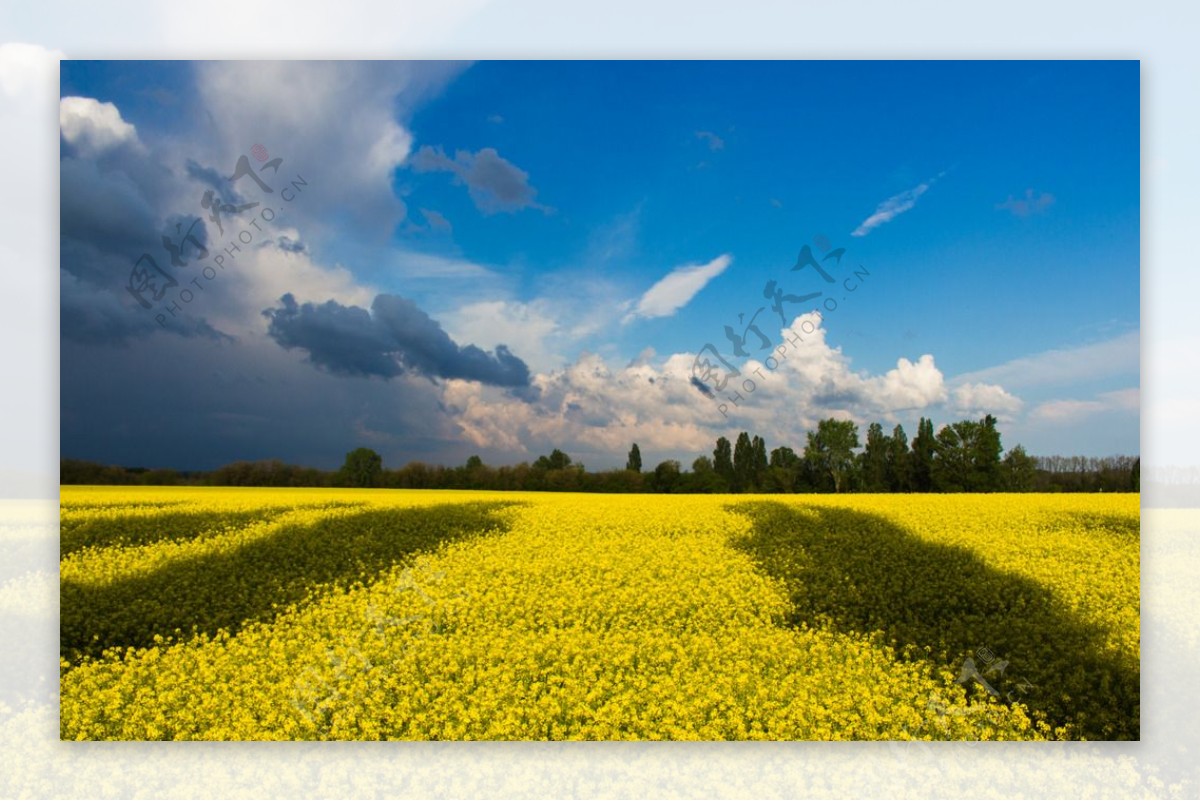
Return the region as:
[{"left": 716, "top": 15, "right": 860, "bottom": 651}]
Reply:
[{"left": 58, "top": 487, "right": 1139, "bottom": 741}]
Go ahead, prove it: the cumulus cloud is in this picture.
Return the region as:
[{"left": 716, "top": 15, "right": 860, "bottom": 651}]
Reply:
[
  {"left": 59, "top": 96, "right": 142, "bottom": 157},
  {"left": 997, "top": 188, "right": 1055, "bottom": 217},
  {"left": 262, "top": 293, "right": 531, "bottom": 387},
  {"left": 852, "top": 173, "right": 942, "bottom": 237},
  {"left": 695, "top": 130, "right": 724, "bottom": 151},
  {"left": 440, "top": 299, "right": 564, "bottom": 374},
  {"left": 58, "top": 78, "right": 490, "bottom": 347},
  {"left": 624, "top": 254, "right": 732, "bottom": 322},
  {"left": 58, "top": 95, "right": 216, "bottom": 344},
  {"left": 438, "top": 312, "right": 1012, "bottom": 465},
  {"left": 194, "top": 61, "right": 465, "bottom": 236},
  {"left": 411, "top": 145, "right": 549, "bottom": 214},
  {"left": 950, "top": 382, "right": 1024, "bottom": 420}
]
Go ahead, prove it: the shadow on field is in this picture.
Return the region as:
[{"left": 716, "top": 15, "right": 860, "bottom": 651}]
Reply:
[
  {"left": 60, "top": 508, "right": 304, "bottom": 556},
  {"left": 730, "top": 501, "right": 1140, "bottom": 740},
  {"left": 1055, "top": 511, "right": 1141, "bottom": 540},
  {"left": 61, "top": 502, "right": 516, "bottom": 664}
]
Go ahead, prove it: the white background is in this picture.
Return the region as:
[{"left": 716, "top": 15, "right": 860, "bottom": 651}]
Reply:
[{"left": 1, "top": 1, "right": 1196, "bottom": 797}]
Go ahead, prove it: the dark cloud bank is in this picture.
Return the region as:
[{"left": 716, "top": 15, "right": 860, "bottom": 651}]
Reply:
[{"left": 262, "top": 293, "right": 531, "bottom": 387}]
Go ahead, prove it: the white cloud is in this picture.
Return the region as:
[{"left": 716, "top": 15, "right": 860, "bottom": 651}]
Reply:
[
  {"left": 872, "top": 354, "right": 950, "bottom": 411},
  {"left": 1029, "top": 387, "right": 1139, "bottom": 424},
  {"left": 199, "top": 232, "right": 378, "bottom": 338},
  {"left": 59, "top": 96, "right": 142, "bottom": 157},
  {"left": 393, "top": 250, "right": 501, "bottom": 279},
  {"left": 951, "top": 331, "right": 1139, "bottom": 390},
  {"left": 950, "top": 382, "right": 1024, "bottom": 420},
  {"left": 441, "top": 299, "right": 564, "bottom": 374},
  {"left": 851, "top": 174, "right": 941, "bottom": 237},
  {"left": 439, "top": 311, "right": 1016, "bottom": 467},
  {"left": 193, "top": 61, "right": 464, "bottom": 236},
  {"left": 439, "top": 269, "right": 633, "bottom": 373},
  {"left": 624, "top": 254, "right": 732, "bottom": 322}
]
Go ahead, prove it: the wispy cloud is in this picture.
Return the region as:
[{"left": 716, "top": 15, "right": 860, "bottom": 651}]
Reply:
[
  {"left": 851, "top": 173, "right": 943, "bottom": 237},
  {"left": 623, "top": 254, "right": 732, "bottom": 322},
  {"left": 951, "top": 331, "right": 1139, "bottom": 390},
  {"left": 420, "top": 208, "right": 452, "bottom": 232},
  {"left": 996, "top": 188, "right": 1055, "bottom": 217},
  {"left": 1029, "top": 387, "right": 1139, "bottom": 423},
  {"left": 695, "top": 130, "right": 725, "bottom": 151},
  {"left": 393, "top": 250, "right": 498, "bottom": 279}
]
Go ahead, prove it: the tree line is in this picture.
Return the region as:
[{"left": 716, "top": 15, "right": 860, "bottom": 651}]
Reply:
[{"left": 61, "top": 414, "right": 1139, "bottom": 493}]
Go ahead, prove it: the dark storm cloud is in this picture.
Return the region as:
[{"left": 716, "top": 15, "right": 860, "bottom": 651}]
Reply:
[
  {"left": 60, "top": 335, "right": 465, "bottom": 473},
  {"left": 60, "top": 142, "right": 230, "bottom": 345},
  {"left": 410, "top": 145, "right": 549, "bottom": 214},
  {"left": 60, "top": 156, "right": 160, "bottom": 267},
  {"left": 61, "top": 269, "right": 229, "bottom": 344},
  {"left": 262, "top": 293, "right": 531, "bottom": 387}
]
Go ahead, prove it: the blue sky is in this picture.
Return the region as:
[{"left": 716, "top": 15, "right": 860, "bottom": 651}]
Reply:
[{"left": 59, "top": 60, "right": 1139, "bottom": 470}]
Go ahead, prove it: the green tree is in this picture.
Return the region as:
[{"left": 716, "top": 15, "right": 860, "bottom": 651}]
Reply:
[
  {"left": 973, "top": 414, "right": 1004, "bottom": 491},
  {"left": 751, "top": 435, "right": 769, "bottom": 491},
  {"left": 886, "top": 424, "right": 911, "bottom": 492},
  {"left": 1001, "top": 444, "right": 1038, "bottom": 491},
  {"left": 650, "top": 459, "right": 682, "bottom": 493},
  {"left": 803, "top": 418, "right": 860, "bottom": 493},
  {"left": 713, "top": 436, "right": 734, "bottom": 488},
  {"left": 859, "top": 422, "right": 889, "bottom": 492},
  {"left": 626, "top": 443, "right": 643, "bottom": 473},
  {"left": 769, "top": 446, "right": 799, "bottom": 469},
  {"left": 534, "top": 449, "right": 573, "bottom": 471},
  {"left": 766, "top": 446, "right": 800, "bottom": 492},
  {"left": 733, "top": 431, "right": 755, "bottom": 492},
  {"left": 688, "top": 455, "right": 725, "bottom": 493},
  {"left": 933, "top": 416, "right": 1004, "bottom": 492},
  {"left": 461, "top": 455, "right": 489, "bottom": 489},
  {"left": 338, "top": 447, "right": 382, "bottom": 488},
  {"left": 932, "top": 421, "right": 972, "bottom": 491},
  {"left": 911, "top": 417, "right": 936, "bottom": 492}
]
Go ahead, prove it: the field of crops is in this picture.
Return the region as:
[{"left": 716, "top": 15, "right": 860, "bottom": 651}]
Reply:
[{"left": 58, "top": 487, "right": 1139, "bottom": 741}]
